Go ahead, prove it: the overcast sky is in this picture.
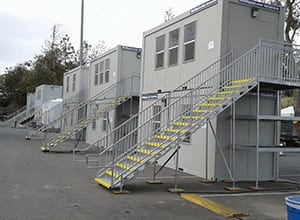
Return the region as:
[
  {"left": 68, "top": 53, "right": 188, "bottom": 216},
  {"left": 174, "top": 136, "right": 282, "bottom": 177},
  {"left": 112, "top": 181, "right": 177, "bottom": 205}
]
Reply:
[{"left": 0, "top": 0, "right": 207, "bottom": 74}]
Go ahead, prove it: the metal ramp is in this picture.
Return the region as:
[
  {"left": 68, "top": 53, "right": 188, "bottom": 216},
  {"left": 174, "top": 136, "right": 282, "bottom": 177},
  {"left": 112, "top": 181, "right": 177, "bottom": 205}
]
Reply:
[{"left": 91, "top": 40, "right": 300, "bottom": 190}]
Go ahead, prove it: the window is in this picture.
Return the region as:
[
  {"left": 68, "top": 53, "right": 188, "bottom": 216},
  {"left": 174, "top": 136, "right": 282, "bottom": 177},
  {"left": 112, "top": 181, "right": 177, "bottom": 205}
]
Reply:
[
  {"left": 92, "top": 107, "right": 97, "bottom": 130},
  {"left": 66, "top": 76, "right": 70, "bottom": 93},
  {"left": 100, "top": 73, "right": 104, "bottom": 84},
  {"left": 100, "top": 61, "right": 104, "bottom": 72},
  {"left": 95, "top": 63, "right": 99, "bottom": 74},
  {"left": 105, "top": 71, "right": 109, "bottom": 83},
  {"left": 102, "top": 115, "right": 107, "bottom": 131},
  {"left": 155, "top": 35, "right": 165, "bottom": 69},
  {"left": 169, "top": 29, "right": 179, "bottom": 66},
  {"left": 152, "top": 105, "right": 161, "bottom": 133},
  {"left": 94, "top": 74, "right": 98, "bottom": 86},
  {"left": 37, "top": 89, "right": 42, "bottom": 100},
  {"left": 72, "top": 74, "right": 76, "bottom": 92},
  {"left": 184, "top": 21, "right": 196, "bottom": 62},
  {"left": 105, "top": 59, "right": 110, "bottom": 70}
]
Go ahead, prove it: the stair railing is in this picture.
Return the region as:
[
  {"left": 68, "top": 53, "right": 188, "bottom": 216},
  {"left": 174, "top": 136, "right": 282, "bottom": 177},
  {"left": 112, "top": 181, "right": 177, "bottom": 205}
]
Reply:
[
  {"left": 93, "top": 40, "right": 300, "bottom": 183},
  {"left": 84, "top": 52, "right": 233, "bottom": 166}
]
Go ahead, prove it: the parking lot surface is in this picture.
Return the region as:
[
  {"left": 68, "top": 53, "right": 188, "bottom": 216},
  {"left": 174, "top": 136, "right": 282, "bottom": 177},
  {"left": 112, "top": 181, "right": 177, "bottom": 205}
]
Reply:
[{"left": 1, "top": 121, "right": 300, "bottom": 220}]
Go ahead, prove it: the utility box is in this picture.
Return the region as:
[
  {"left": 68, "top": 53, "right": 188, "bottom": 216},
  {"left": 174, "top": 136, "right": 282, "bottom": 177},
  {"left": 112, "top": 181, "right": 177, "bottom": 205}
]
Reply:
[{"left": 140, "top": 0, "right": 284, "bottom": 181}]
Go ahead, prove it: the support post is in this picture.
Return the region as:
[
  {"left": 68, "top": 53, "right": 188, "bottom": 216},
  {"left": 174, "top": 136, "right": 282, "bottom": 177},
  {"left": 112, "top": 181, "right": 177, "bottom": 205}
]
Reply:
[
  {"left": 232, "top": 97, "right": 236, "bottom": 189},
  {"left": 167, "top": 139, "right": 184, "bottom": 193}
]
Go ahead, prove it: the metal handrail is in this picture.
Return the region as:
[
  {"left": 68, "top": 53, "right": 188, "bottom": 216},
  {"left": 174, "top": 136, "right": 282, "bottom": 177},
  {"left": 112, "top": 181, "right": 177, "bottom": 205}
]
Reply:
[
  {"left": 83, "top": 52, "right": 233, "bottom": 159},
  {"left": 92, "top": 40, "right": 300, "bottom": 187},
  {"left": 29, "top": 74, "right": 140, "bottom": 137}
]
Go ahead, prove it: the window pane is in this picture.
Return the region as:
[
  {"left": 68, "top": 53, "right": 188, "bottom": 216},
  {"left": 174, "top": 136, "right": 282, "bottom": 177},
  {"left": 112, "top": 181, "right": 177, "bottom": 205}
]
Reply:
[
  {"left": 184, "top": 42, "right": 195, "bottom": 61},
  {"left": 100, "top": 61, "right": 104, "bottom": 72},
  {"left": 184, "top": 21, "right": 196, "bottom": 42},
  {"left": 95, "top": 63, "right": 99, "bottom": 73},
  {"left": 94, "top": 74, "right": 98, "bottom": 85},
  {"left": 66, "top": 76, "right": 69, "bottom": 93},
  {"left": 100, "top": 73, "right": 104, "bottom": 84},
  {"left": 156, "top": 53, "right": 164, "bottom": 69},
  {"left": 72, "top": 74, "right": 76, "bottom": 91},
  {"left": 169, "top": 48, "right": 178, "bottom": 66},
  {"left": 156, "top": 35, "right": 165, "bottom": 52},
  {"left": 169, "top": 29, "right": 179, "bottom": 48},
  {"left": 105, "top": 71, "right": 109, "bottom": 83},
  {"left": 105, "top": 59, "right": 110, "bottom": 70}
]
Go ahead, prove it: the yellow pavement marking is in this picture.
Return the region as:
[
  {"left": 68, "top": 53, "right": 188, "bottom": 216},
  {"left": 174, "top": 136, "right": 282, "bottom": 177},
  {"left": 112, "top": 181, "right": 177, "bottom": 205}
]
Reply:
[{"left": 180, "top": 194, "right": 248, "bottom": 218}]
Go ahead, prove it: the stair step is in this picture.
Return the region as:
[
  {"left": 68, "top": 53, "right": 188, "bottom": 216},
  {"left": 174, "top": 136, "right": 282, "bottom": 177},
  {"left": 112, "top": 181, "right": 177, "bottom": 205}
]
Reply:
[
  {"left": 145, "top": 141, "right": 165, "bottom": 148},
  {"left": 182, "top": 116, "right": 204, "bottom": 120},
  {"left": 197, "top": 103, "right": 222, "bottom": 107},
  {"left": 164, "top": 128, "right": 186, "bottom": 134},
  {"left": 105, "top": 170, "right": 121, "bottom": 179},
  {"left": 116, "top": 162, "right": 133, "bottom": 171},
  {"left": 173, "top": 121, "right": 195, "bottom": 127},
  {"left": 94, "top": 177, "right": 111, "bottom": 189},
  {"left": 192, "top": 109, "right": 213, "bottom": 113},
  {"left": 231, "top": 78, "right": 255, "bottom": 84},
  {"left": 136, "top": 148, "right": 155, "bottom": 156},
  {"left": 127, "top": 156, "right": 144, "bottom": 163},
  {"left": 154, "top": 135, "right": 176, "bottom": 141},
  {"left": 207, "top": 96, "right": 231, "bottom": 101},
  {"left": 215, "top": 90, "right": 240, "bottom": 95},
  {"left": 221, "top": 85, "right": 245, "bottom": 90}
]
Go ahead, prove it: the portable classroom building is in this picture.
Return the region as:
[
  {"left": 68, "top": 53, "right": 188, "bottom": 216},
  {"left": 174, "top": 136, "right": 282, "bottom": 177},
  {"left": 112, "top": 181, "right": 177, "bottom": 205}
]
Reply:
[
  {"left": 34, "top": 85, "right": 62, "bottom": 125},
  {"left": 140, "top": 0, "right": 284, "bottom": 181},
  {"left": 62, "top": 66, "right": 90, "bottom": 133},
  {"left": 86, "top": 45, "right": 141, "bottom": 145}
]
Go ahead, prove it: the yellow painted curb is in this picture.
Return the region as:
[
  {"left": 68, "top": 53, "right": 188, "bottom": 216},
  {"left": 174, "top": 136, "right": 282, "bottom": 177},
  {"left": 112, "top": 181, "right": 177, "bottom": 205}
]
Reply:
[{"left": 180, "top": 194, "right": 248, "bottom": 218}]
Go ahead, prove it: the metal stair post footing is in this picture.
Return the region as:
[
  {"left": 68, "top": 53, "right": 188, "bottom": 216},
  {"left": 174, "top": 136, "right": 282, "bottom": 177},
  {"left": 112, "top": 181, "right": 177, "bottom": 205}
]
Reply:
[
  {"left": 146, "top": 161, "right": 163, "bottom": 184},
  {"left": 167, "top": 139, "right": 184, "bottom": 193}
]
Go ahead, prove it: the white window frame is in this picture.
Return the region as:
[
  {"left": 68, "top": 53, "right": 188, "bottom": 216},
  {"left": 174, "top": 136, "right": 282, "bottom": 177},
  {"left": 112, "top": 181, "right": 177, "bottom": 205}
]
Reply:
[
  {"left": 168, "top": 29, "right": 179, "bottom": 66},
  {"left": 183, "top": 21, "right": 196, "bottom": 63},
  {"left": 155, "top": 35, "right": 165, "bottom": 69}
]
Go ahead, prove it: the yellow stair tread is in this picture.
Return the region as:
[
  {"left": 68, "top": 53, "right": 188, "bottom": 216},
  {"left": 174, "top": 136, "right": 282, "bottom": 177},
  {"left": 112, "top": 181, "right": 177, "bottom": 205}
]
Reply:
[
  {"left": 136, "top": 148, "right": 155, "bottom": 156},
  {"left": 105, "top": 170, "right": 121, "bottom": 179},
  {"left": 215, "top": 90, "right": 239, "bottom": 95},
  {"left": 116, "top": 162, "right": 133, "bottom": 171},
  {"left": 127, "top": 156, "right": 144, "bottom": 163},
  {"left": 197, "top": 103, "right": 221, "bottom": 107},
  {"left": 192, "top": 109, "right": 213, "bottom": 113},
  {"left": 94, "top": 178, "right": 111, "bottom": 189},
  {"left": 207, "top": 96, "right": 231, "bottom": 101},
  {"left": 173, "top": 121, "right": 195, "bottom": 127},
  {"left": 221, "top": 85, "right": 245, "bottom": 90},
  {"left": 231, "top": 78, "right": 255, "bottom": 84},
  {"left": 154, "top": 135, "right": 176, "bottom": 141},
  {"left": 164, "top": 128, "right": 186, "bottom": 134},
  {"left": 145, "top": 141, "right": 165, "bottom": 148},
  {"left": 182, "top": 116, "right": 204, "bottom": 120}
]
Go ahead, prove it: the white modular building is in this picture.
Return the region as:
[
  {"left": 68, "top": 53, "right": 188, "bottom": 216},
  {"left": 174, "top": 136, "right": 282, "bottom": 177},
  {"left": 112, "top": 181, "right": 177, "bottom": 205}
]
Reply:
[
  {"left": 140, "top": 0, "right": 285, "bottom": 181},
  {"left": 86, "top": 45, "right": 141, "bottom": 145}
]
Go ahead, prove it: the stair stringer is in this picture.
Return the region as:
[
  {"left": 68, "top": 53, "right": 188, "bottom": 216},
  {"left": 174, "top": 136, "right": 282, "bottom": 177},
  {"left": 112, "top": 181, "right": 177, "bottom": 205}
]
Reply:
[{"left": 95, "top": 79, "right": 258, "bottom": 189}]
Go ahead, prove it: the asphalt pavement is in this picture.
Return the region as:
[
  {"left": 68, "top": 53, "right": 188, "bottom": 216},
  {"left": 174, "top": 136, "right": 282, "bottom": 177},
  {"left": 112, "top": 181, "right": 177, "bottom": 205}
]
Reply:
[{"left": 1, "top": 121, "right": 300, "bottom": 220}]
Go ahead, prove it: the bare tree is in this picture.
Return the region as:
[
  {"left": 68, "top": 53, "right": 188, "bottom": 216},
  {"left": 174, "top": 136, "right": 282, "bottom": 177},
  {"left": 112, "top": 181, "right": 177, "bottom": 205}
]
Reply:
[{"left": 164, "top": 7, "right": 175, "bottom": 22}]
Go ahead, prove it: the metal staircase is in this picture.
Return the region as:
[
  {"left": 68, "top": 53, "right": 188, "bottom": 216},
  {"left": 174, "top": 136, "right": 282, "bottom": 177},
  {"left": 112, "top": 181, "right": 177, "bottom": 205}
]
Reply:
[
  {"left": 38, "top": 75, "right": 139, "bottom": 152},
  {"left": 91, "top": 40, "right": 300, "bottom": 190},
  {"left": 40, "top": 95, "right": 130, "bottom": 152}
]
